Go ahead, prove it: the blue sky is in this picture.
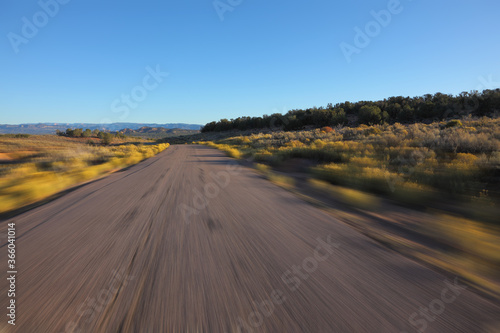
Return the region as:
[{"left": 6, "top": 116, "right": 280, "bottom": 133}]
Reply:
[{"left": 1, "top": 0, "right": 499, "bottom": 125}]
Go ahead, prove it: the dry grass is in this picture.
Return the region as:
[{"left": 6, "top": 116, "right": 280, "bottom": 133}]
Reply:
[
  {"left": 199, "top": 142, "right": 242, "bottom": 159},
  {"left": 200, "top": 118, "right": 500, "bottom": 298},
  {"left": 0, "top": 135, "right": 169, "bottom": 214},
  {"left": 201, "top": 117, "right": 499, "bottom": 215},
  {"left": 308, "top": 179, "right": 380, "bottom": 210}
]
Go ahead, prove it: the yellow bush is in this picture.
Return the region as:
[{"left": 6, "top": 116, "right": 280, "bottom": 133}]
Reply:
[
  {"left": 313, "top": 163, "right": 400, "bottom": 194},
  {"left": 195, "top": 119, "right": 498, "bottom": 208},
  {"left": 286, "top": 140, "right": 305, "bottom": 148},
  {"left": 309, "top": 179, "right": 380, "bottom": 210},
  {"left": 392, "top": 181, "right": 435, "bottom": 205},
  {"left": 225, "top": 147, "right": 241, "bottom": 159},
  {"left": 454, "top": 153, "right": 478, "bottom": 165},
  {"left": 0, "top": 195, "right": 20, "bottom": 213},
  {"left": 241, "top": 137, "right": 251, "bottom": 144},
  {"left": 350, "top": 156, "right": 379, "bottom": 168},
  {"left": 433, "top": 215, "right": 500, "bottom": 264},
  {"left": 255, "top": 163, "right": 270, "bottom": 173},
  {"left": 267, "top": 173, "right": 295, "bottom": 189},
  {"left": 202, "top": 142, "right": 242, "bottom": 159},
  {"left": 312, "top": 139, "right": 326, "bottom": 149},
  {"left": 0, "top": 142, "right": 170, "bottom": 214},
  {"left": 253, "top": 149, "right": 275, "bottom": 162},
  {"left": 70, "top": 168, "right": 98, "bottom": 183}
]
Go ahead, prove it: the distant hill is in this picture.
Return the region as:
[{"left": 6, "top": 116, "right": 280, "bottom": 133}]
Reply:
[
  {"left": 0, "top": 122, "right": 202, "bottom": 135},
  {"left": 119, "top": 127, "right": 199, "bottom": 139}
]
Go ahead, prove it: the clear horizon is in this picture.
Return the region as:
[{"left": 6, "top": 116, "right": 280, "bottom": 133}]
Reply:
[
  {"left": 1, "top": 0, "right": 499, "bottom": 125},
  {"left": 0, "top": 121, "right": 204, "bottom": 125}
]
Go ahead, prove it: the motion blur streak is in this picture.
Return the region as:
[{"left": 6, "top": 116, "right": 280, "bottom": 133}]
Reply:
[{"left": 0, "top": 145, "right": 498, "bottom": 332}]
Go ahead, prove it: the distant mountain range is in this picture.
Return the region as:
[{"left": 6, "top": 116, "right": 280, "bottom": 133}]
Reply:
[
  {"left": 119, "top": 127, "right": 199, "bottom": 139},
  {"left": 0, "top": 123, "right": 202, "bottom": 135}
]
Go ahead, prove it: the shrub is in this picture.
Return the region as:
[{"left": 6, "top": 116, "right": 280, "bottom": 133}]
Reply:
[
  {"left": 203, "top": 142, "right": 242, "bottom": 159},
  {"left": 320, "top": 126, "right": 334, "bottom": 133},
  {"left": 267, "top": 173, "right": 295, "bottom": 188},
  {"left": 445, "top": 119, "right": 463, "bottom": 128},
  {"left": 308, "top": 179, "right": 380, "bottom": 210},
  {"left": 253, "top": 150, "right": 275, "bottom": 163},
  {"left": 0, "top": 141, "right": 169, "bottom": 214},
  {"left": 358, "top": 105, "right": 388, "bottom": 125},
  {"left": 312, "top": 164, "right": 400, "bottom": 194},
  {"left": 364, "top": 127, "right": 382, "bottom": 136},
  {"left": 197, "top": 117, "right": 499, "bottom": 208},
  {"left": 391, "top": 181, "right": 435, "bottom": 206},
  {"left": 100, "top": 132, "right": 114, "bottom": 145},
  {"left": 255, "top": 163, "right": 270, "bottom": 173},
  {"left": 0, "top": 134, "right": 31, "bottom": 138}
]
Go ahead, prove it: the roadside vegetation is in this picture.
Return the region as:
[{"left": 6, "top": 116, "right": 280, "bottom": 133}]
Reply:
[
  {"left": 196, "top": 117, "right": 500, "bottom": 296},
  {"left": 200, "top": 117, "right": 499, "bottom": 217},
  {"left": 56, "top": 128, "right": 128, "bottom": 145},
  {"left": 0, "top": 135, "right": 169, "bottom": 214},
  {"left": 119, "top": 127, "right": 199, "bottom": 140},
  {"left": 201, "top": 89, "right": 500, "bottom": 132}
]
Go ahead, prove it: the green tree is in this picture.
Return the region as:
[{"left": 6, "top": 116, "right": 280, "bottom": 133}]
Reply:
[
  {"left": 100, "top": 132, "right": 113, "bottom": 145},
  {"left": 398, "top": 105, "right": 415, "bottom": 122},
  {"left": 72, "top": 128, "right": 83, "bottom": 137},
  {"left": 82, "top": 129, "right": 92, "bottom": 138},
  {"left": 358, "top": 105, "right": 384, "bottom": 125}
]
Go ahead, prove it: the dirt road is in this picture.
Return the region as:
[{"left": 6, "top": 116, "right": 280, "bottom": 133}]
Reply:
[{"left": 0, "top": 145, "right": 498, "bottom": 332}]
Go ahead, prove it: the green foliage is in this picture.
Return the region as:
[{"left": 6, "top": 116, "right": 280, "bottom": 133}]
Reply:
[
  {"left": 201, "top": 107, "right": 347, "bottom": 132},
  {"left": 358, "top": 105, "right": 385, "bottom": 125},
  {"left": 100, "top": 132, "right": 114, "bottom": 145},
  {"left": 59, "top": 128, "right": 101, "bottom": 138},
  {"left": 57, "top": 128, "right": 129, "bottom": 144},
  {"left": 201, "top": 118, "right": 500, "bottom": 208},
  {"left": 82, "top": 129, "right": 92, "bottom": 137},
  {"left": 72, "top": 128, "right": 83, "bottom": 137},
  {"left": 445, "top": 119, "right": 463, "bottom": 128},
  {"left": 0, "top": 134, "right": 31, "bottom": 138},
  {"left": 201, "top": 89, "right": 500, "bottom": 132}
]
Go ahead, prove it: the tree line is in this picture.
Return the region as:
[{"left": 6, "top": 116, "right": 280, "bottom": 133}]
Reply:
[
  {"left": 201, "top": 89, "right": 500, "bottom": 132},
  {"left": 56, "top": 128, "right": 126, "bottom": 144}
]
